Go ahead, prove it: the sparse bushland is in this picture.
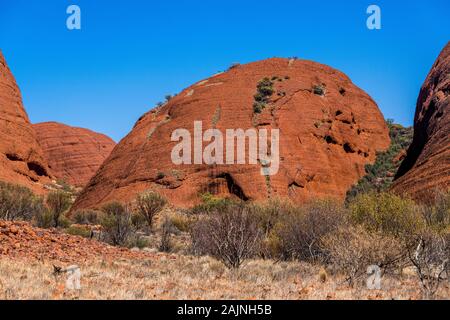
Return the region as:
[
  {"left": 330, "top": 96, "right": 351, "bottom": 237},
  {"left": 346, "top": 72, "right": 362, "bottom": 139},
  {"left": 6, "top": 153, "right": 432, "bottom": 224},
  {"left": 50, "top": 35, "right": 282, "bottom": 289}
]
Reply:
[
  {"left": 346, "top": 120, "right": 413, "bottom": 201},
  {"left": 0, "top": 180, "right": 449, "bottom": 299}
]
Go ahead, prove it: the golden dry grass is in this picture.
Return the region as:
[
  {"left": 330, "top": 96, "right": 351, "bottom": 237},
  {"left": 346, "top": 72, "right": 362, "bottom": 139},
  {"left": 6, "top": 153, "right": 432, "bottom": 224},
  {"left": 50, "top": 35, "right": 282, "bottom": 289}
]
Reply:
[{"left": 1, "top": 253, "right": 448, "bottom": 300}]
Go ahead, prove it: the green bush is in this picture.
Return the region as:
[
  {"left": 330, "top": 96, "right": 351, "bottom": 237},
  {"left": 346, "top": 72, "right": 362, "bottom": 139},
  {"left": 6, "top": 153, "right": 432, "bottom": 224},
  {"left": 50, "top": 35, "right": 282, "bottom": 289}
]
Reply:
[
  {"left": 349, "top": 192, "right": 423, "bottom": 238},
  {"left": 100, "top": 202, "right": 133, "bottom": 246},
  {"left": 72, "top": 210, "right": 100, "bottom": 225},
  {"left": 0, "top": 181, "right": 44, "bottom": 221},
  {"left": 312, "top": 84, "right": 326, "bottom": 96},
  {"left": 252, "top": 78, "right": 274, "bottom": 114},
  {"left": 135, "top": 190, "right": 167, "bottom": 231},
  {"left": 65, "top": 225, "right": 92, "bottom": 238},
  {"left": 46, "top": 190, "right": 72, "bottom": 228},
  {"left": 190, "top": 193, "right": 239, "bottom": 215},
  {"left": 33, "top": 209, "right": 54, "bottom": 229}
]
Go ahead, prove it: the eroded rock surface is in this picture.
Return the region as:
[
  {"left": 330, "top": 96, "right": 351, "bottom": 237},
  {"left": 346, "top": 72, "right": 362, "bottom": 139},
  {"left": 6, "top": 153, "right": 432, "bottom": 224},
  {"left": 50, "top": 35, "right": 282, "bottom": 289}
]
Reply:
[
  {"left": 393, "top": 42, "right": 450, "bottom": 200},
  {"left": 33, "top": 122, "right": 116, "bottom": 187},
  {"left": 0, "top": 51, "right": 52, "bottom": 192},
  {"left": 73, "top": 58, "right": 390, "bottom": 209}
]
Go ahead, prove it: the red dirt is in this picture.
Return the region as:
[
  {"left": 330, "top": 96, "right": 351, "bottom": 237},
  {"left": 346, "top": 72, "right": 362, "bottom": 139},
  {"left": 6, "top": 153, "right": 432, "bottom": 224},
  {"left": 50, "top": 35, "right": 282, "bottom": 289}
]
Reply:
[{"left": 0, "top": 220, "right": 154, "bottom": 264}]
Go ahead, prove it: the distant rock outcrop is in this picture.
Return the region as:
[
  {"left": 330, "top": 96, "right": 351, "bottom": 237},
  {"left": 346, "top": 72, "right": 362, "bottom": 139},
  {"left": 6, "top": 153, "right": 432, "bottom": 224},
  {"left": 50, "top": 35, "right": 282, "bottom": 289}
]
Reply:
[
  {"left": 33, "top": 122, "right": 116, "bottom": 187},
  {"left": 73, "top": 58, "right": 390, "bottom": 210},
  {"left": 0, "top": 51, "right": 52, "bottom": 192},
  {"left": 392, "top": 42, "right": 450, "bottom": 200}
]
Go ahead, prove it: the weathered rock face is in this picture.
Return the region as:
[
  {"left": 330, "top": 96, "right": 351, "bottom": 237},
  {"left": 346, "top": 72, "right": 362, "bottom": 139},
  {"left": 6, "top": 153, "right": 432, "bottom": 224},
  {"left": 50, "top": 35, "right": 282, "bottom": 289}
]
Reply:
[
  {"left": 0, "top": 51, "right": 52, "bottom": 192},
  {"left": 33, "top": 122, "right": 116, "bottom": 187},
  {"left": 73, "top": 58, "right": 390, "bottom": 210},
  {"left": 392, "top": 42, "right": 450, "bottom": 200}
]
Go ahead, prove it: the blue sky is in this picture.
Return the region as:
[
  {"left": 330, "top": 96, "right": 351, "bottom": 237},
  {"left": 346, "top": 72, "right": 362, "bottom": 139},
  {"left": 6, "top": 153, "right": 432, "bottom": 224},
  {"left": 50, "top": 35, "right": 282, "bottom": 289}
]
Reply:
[{"left": 0, "top": 0, "right": 449, "bottom": 142}]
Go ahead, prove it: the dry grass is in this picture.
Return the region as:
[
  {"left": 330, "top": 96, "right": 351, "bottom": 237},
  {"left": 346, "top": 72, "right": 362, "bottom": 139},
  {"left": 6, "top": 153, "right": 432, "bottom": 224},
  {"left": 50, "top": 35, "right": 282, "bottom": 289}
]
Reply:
[{"left": 1, "top": 254, "right": 448, "bottom": 300}]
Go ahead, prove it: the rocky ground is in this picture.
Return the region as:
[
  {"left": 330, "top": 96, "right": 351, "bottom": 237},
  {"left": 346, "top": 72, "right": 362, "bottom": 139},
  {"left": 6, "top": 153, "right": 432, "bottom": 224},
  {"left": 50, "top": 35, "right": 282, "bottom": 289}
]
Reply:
[{"left": 1, "top": 221, "right": 448, "bottom": 300}]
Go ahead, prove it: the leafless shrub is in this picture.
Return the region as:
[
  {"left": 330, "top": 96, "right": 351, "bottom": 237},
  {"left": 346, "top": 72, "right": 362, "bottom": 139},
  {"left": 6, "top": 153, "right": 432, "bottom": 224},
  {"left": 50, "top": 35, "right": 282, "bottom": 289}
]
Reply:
[
  {"left": 321, "top": 226, "right": 405, "bottom": 286},
  {"left": 276, "top": 199, "right": 347, "bottom": 263},
  {"left": 407, "top": 231, "right": 449, "bottom": 299},
  {"left": 135, "top": 191, "right": 167, "bottom": 232},
  {"left": 190, "top": 203, "right": 262, "bottom": 269}
]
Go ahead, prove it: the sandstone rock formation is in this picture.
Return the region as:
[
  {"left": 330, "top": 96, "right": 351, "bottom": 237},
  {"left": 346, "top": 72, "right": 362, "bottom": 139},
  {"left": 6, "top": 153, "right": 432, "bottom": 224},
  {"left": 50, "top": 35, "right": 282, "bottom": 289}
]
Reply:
[
  {"left": 0, "top": 51, "right": 52, "bottom": 192},
  {"left": 33, "top": 122, "right": 116, "bottom": 187},
  {"left": 392, "top": 42, "right": 450, "bottom": 200},
  {"left": 73, "top": 58, "right": 390, "bottom": 210}
]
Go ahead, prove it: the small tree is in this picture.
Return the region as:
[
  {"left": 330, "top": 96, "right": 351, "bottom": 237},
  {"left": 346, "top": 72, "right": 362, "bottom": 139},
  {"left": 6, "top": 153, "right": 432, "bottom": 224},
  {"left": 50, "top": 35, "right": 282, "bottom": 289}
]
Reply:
[
  {"left": 100, "top": 202, "right": 132, "bottom": 246},
  {"left": 0, "top": 182, "right": 44, "bottom": 221},
  {"left": 135, "top": 191, "right": 167, "bottom": 232},
  {"left": 191, "top": 203, "right": 262, "bottom": 269},
  {"left": 46, "top": 190, "right": 72, "bottom": 228}
]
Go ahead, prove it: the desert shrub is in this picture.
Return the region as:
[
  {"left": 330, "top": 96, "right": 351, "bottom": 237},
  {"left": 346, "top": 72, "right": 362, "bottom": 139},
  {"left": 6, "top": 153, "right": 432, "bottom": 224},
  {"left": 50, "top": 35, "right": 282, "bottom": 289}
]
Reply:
[
  {"left": 65, "top": 225, "right": 92, "bottom": 238},
  {"left": 0, "top": 182, "right": 44, "bottom": 221},
  {"left": 46, "top": 190, "right": 72, "bottom": 228},
  {"left": 159, "top": 216, "right": 176, "bottom": 252},
  {"left": 190, "top": 203, "right": 262, "bottom": 268},
  {"left": 72, "top": 210, "right": 100, "bottom": 225},
  {"left": 127, "top": 234, "right": 150, "bottom": 249},
  {"left": 321, "top": 226, "right": 405, "bottom": 285},
  {"left": 130, "top": 212, "right": 147, "bottom": 231},
  {"left": 312, "top": 84, "right": 326, "bottom": 96},
  {"left": 275, "top": 199, "right": 347, "bottom": 262},
  {"left": 100, "top": 202, "right": 133, "bottom": 246},
  {"left": 406, "top": 229, "right": 449, "bottom": 299},
  {"left": 250, "top": 198, "right": 293, "bottom": 236},
  {"left": 33, "top": 209, "right": 54, "bottom": 229},
  {"left": 56, "top": 178, "right": 73, "bottom": 193},
  {"left": 420, "top": 190, "right": 450, "bottom": 232},
  {"left": 252, "top": 78, "right": 274, "bottom": 114},
  {"left": 190, "top": 193, "right": 238, "bottom": 215},
  {"left": 349, "top": 192, "right": 422, "bottom": 238},
  {"left": 135, "top": 191, "right": 167, "bottom": 232},
  {"left": 169, "top": 212, "right": 194, "bottom": 232}
]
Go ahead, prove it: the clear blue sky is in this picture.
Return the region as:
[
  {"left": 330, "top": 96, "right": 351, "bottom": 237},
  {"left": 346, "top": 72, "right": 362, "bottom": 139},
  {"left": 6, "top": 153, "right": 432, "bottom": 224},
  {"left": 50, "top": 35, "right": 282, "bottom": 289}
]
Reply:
[{"left": 1, "top": 0, "right": 449, "bottom": 142}]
